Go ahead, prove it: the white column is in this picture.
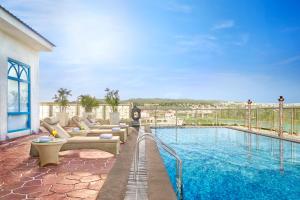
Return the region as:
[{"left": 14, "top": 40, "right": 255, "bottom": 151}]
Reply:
[
  {"left": 30, "top": 55, "right": 40, "bottom": 133},
  {"left": 0, "top": 54, "right": 8, "bottom": 140}
]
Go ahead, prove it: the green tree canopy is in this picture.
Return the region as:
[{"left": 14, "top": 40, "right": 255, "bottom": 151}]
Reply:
[
  {"left": 104, "top": 88, "right": 120, "bottom": 112},
  {"left": 79, "top": 95, "right": 100, "bottom": 112},
  {"left": 53, "top": 88, "right": 72, "bottom": 112}
]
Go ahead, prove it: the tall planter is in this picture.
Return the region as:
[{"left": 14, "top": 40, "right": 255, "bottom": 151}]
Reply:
[
  {"left": 56, "top": 112, "right": 69, "bottom": 127},
  {"left": 110, "top": 112, "right": 120, "bottom": 125}
]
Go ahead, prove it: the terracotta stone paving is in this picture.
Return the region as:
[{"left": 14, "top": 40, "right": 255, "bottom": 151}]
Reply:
[{"left": 0, "top": 133, "right": 116, "bottom": 200}]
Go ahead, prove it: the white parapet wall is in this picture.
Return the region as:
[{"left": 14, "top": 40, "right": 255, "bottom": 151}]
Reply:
[{"left": 39, "top": 103, "right": 132, "bottom": 122}]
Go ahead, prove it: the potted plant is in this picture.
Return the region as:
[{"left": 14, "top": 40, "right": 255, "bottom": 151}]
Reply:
[
  {"left": 78, "top": 95, "right": 100, "bottom": 119},
  {"left": 104, "top": 88, "right": 120, "bottom": 125},
  {"left": 53, "top": 88, "right": 72, "bottom": 126}
]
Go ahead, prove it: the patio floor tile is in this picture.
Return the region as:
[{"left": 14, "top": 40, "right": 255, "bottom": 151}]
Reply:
[
  {"left": 80, "top": 175, "right": 101, "bottom": 183},
  {"left": 51, "top": 184, "right": 74, "bottom": 193},
  {"left": 67, "top": 189, "right": 99, "bottom": 199},
  {"left": 0, "top": 133, "right": 117, "bottom": 199},
  {"left": 0, "top": 193, "right": 26, "bottom": 200}
]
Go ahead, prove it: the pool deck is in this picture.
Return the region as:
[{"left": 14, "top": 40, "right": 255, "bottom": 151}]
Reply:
[
  {"left": 4, "top": 125, "right": 293, "bottom": 200},
  {"left": 0, "top": 126, "right": 177, "bottom": 200},
  {"left": 0, "top": 133, "right": 116, "bottom": 200},
  {"left": 97, "top": 128, "right": 138, "bottom": 200},
  {"left": 98, "top": 126, "right": 176, "bottom": 200}
]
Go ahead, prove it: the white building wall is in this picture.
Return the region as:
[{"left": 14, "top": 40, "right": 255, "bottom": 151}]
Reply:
[{"left": 0, "top": 29, "right": 40, "bottom": 140}]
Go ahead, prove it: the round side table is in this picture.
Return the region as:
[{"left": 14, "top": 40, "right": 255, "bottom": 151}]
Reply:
[{"left": 32, "top": 138, "right": 67, "bottom": 167}]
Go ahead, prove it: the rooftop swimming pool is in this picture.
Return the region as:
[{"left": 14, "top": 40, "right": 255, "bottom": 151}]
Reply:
[{"left": 154, "top": 127, "right": 300, "bottom": 200}]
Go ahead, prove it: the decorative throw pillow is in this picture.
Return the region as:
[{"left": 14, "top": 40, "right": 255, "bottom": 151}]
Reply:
[{"left": 51, "top": 129, "right": 58, "bottom": 137}]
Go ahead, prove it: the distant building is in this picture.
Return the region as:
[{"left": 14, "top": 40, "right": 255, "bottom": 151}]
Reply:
[{"left": 0, "top": 6, "right": 54, "bottom": 140}]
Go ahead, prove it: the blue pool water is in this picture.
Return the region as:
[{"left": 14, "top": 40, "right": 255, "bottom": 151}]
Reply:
[{"left": 154, "top": 128, "right": 300, "bottom": 200}]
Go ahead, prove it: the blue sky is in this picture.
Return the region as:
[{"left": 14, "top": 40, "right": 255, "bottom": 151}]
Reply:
[{"left": 1, "top": 0, "right": 300, "bottom": 103}]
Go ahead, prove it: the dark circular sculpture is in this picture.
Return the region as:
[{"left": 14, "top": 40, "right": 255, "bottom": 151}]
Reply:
[
  {"left": 278, "top": 96, "right": 285, "bottom": 102},
  {"left": 131, "top": 105, "right": 141, "bottom": 128}
]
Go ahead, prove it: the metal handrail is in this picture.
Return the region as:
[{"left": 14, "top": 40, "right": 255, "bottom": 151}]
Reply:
[{"left": 134, "top": 132, "right": 183, "bottom": 200}]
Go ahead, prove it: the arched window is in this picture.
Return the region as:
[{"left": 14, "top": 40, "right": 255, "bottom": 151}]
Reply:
[{"left": 7, "top": 58, "right": 30, "bottom": 133}]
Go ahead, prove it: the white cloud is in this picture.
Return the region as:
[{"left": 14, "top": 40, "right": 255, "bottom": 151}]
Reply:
[
  {"left": 273, "top": 55, "right": 300, "bottom": 65},
  {"left": 212, "top": 20, "right": 235, "bottom": 30},
  {"left": 2, "top": 0, "right": 139, "bottom": 68},
  {"left": 166, "top": 2, "right": 192, "bottom": 13},
  {"left": 234, "top": 34, "right": 250, "bottom": 46},
  {"left": 174, "top": 34, "right": 221, "bottom": 55}
]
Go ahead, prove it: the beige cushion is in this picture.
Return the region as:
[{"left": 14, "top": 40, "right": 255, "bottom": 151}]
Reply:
[
  {"left": 44, "top": 117, "right": 60, "bottom": 125},
  {"left": 67, "top": 136, "right": 120, "bottom": 143},
  {"left": 42, "top": 117, "right": 71, "bottom": 139},
  {"left": 88, "top": 128, "right": 125, "bottom": 134},
  {"left": 72, "top": 116, "right": 90, "bottom": 130},
  {"left": 79, "top": 121, "right": 90, "bottom": 130},
  {"left": 87, "top": 116, "right": 97, "bottom": 124},
  {"left": 53, "top": 124, "right": 71, "bottom": 138},
  {"left": 84, "top": 118, "right": 94, "bottom": 126},
  {"left": 97, "top": 119, "right": 110, "bottom": 125},
  {"left": 72, "top": 116, "right": 81, "bottom": 122},
  {"left": 93, "top": 124, "right": 123, "bottom": 129}
]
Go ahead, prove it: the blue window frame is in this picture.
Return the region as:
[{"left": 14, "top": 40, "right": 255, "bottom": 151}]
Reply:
[{"left": 7, "top": 58, "right": 31, "bottom": 133}]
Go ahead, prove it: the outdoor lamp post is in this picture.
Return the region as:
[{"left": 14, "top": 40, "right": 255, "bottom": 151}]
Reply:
[
  {"left": 278, "top": 96, "right": 285, "bottom": 137},
  {"left": 247, "top": 99, "right": 253, "bottom": 130}
]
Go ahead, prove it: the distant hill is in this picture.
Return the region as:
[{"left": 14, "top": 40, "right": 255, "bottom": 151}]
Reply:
[
  {"left": 120, "top": 98, "right": 224, "bottom": 106},
  {"left": 65, "top": 98, "right": 225, "bottom": 107}
]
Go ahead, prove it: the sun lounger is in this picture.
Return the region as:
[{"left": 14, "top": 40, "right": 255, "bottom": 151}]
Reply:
[
  {"left": 30, "top": 117, "right": 120, "bottom": 157},
  {"left": 71, "top": 116, "right": 127, "bottom": 142},
  {"left": 86, "top": 116, "right": 129, "bottom": 130}
]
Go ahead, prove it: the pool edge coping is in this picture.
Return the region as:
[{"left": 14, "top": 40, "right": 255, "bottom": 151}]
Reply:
[
  {"left": 151, "top": 125, "right": 300, "bottom": 144},
  {"left": 227, "top": 126, "right": 300, "bottom": 144},
  {"left": 146, "top": 128, "right": 177, "bottom": 200}
]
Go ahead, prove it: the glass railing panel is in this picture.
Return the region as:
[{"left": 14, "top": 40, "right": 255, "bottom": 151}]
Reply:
[
  {"left": 294, "top": 108, "right": 300, "bottom": 135},
  {"left": 257, "top": 108, "right": 274, "bottom": 131},
  {"left": 283, "top": 108, "right": 292, "bottom": 134},
  {"left": 140, "top": 106, "right": 300, "bottom": 139}
]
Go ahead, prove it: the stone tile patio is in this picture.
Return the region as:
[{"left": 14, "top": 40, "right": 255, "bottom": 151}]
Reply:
[{"left": 0, "top": 133, "right": 116, "bottom": 200}]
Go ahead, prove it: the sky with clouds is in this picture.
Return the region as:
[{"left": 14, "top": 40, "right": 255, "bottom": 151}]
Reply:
[{"left": 1, "top": 0, "right": 300, "bottom": 103}]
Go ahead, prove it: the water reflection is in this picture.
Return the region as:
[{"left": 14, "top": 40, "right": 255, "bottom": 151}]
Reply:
[
  {"left": 291, "top": 142, "right": 295, "bottom": 163},
  {"left": 227, "top": 129, "right": 231, "bottom": 142},
  {"left": 159, "top": 128, "right": 298, "bottom": 173},
  {"left": 247, "top": 133, "right": 252, "bottom": 160},
  {"left": 271, "top": 138, "right": 274, "bottom": 156},
  {"left": 241, "top": 132, "right": 298, "bottom": 172},
  {"left": 279, "top": 140, "right": 284, "bottom": 172},
  {"left": 214, "top": 128, "right": 218, "bottom": 144},
  {"left": 256, "top": 134, "right": 259, "bottom": 150},
  {"left": 156, "top": 128, "right": 300, "bottom": 199},
  {"left": 175, "top": 127, "right": 178, "bottom": 143}
]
